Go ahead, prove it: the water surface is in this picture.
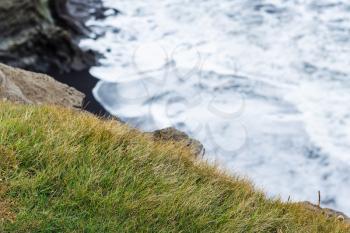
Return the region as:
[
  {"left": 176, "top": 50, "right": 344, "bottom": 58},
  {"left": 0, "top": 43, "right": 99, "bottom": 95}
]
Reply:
[{"left": 81, "top": 0, "right": 350, "bottom": 213}]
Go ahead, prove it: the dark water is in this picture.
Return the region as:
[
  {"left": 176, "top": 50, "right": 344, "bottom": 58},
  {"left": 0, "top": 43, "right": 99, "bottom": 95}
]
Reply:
[{"left": 49, "top": 68, "right": 109, "bottom": 117}]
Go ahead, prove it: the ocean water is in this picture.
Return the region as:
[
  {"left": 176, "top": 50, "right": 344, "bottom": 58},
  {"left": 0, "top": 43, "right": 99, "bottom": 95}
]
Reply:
[{"left": 81, "top": 0, "right": 350, "bottom": 213}]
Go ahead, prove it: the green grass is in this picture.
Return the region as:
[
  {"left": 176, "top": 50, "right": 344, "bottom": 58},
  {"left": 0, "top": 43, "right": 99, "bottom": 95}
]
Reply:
[{"left": 0, "top": 102, "right": 348, "bottom": 232}]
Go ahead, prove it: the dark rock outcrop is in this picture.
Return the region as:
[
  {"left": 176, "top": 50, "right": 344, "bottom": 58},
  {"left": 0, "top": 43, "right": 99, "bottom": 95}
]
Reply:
[
  {"left": 150, "top": 127, "right": 205, "bottom": 157},
  {"left": 0, "top": 63, "right": 84, "bottom": 107},
  {"left": 0, "top": 0, "right": 108, "bottom": 73}
]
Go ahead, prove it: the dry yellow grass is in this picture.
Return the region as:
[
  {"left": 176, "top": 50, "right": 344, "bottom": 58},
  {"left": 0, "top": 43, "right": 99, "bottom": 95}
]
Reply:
[{"left": 0, "top": 101, "right": 348, "bottom": 232}]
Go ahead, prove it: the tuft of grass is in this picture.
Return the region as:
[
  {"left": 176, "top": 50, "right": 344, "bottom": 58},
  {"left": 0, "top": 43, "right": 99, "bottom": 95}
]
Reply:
[{"left": 0, "top": 101, "right": 348, "bottom": 232}]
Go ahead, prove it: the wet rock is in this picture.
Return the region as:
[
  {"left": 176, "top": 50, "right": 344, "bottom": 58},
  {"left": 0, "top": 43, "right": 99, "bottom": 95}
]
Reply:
[
  {"left": 0, "top": 0, "right": 102, "bottom": 73},
  {"left": 150, "top": 127, "right": 205, "bottom": 157},
  {"left": 0, "top": 63, "right": 84, "bottom": 108},
  {"left": 66, "top": 0, "right": 120, "bottom": 23}
]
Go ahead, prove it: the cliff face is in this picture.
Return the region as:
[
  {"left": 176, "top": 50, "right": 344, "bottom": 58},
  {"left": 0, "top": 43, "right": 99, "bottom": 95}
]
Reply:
[
  {"left": 0, "top": 63, "right": 84, "bottom": 107},
  {"left": 0, "top": 0, "right": 99, "bottom": 73}
]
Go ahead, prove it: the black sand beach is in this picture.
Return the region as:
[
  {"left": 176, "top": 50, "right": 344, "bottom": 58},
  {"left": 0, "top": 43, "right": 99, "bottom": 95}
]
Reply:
[{"left": 49, "top": 69, "right": 110, "bottom": 117}]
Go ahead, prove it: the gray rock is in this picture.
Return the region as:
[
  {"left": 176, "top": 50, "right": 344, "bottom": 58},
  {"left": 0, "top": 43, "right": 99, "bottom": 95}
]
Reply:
[
  {"left": 150, "top": 127, "right": 205, "bottom": 157},
  {"left": 0, "top": 0, "right": 98, "bottom": 73},
  {"left": 301, "top": 201, "right": 350, "bottom": 225},
  {"left": 0, "top": 63, "right": 84, "bottom": 108}
]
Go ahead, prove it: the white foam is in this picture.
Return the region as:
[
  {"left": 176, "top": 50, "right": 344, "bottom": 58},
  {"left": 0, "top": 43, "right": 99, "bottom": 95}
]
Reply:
[{"left": 82, "top": 0, "right": 350, "bottom": 213}]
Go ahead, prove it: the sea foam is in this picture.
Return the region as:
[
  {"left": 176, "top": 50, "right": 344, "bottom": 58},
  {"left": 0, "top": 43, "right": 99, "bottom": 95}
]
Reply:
[{"left": 81, "top": 0, "right": 350, "bottom": 213}]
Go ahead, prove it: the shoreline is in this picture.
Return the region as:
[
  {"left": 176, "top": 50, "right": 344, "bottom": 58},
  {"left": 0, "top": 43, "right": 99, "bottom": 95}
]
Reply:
[
  {"left": 48, "top": 68, "right": 110, "bottom": 117},
  {"left": 0, "top": 0, "right": 114, "bottom": 117}
]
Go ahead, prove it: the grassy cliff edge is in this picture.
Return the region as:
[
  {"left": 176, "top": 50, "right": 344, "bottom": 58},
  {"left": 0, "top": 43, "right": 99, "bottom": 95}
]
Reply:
[{"left": 0, "top": 102, "right": 348, "bottom": 232}]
